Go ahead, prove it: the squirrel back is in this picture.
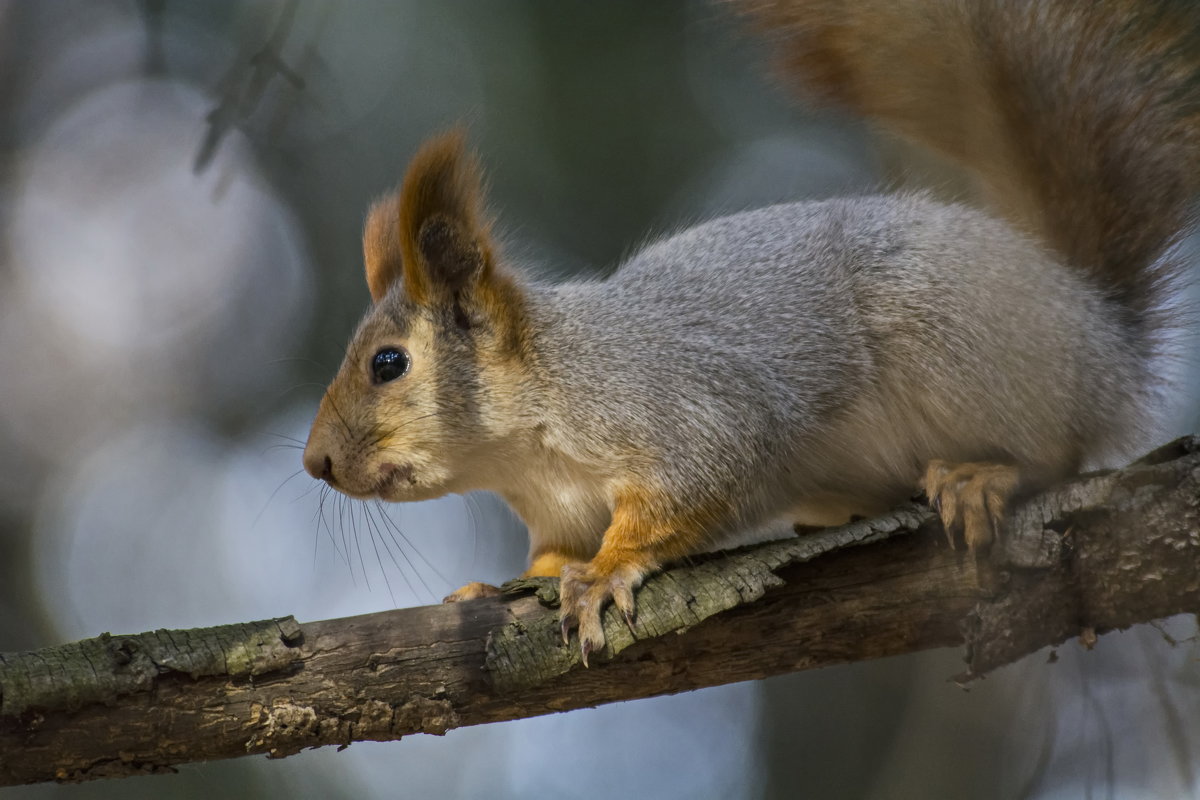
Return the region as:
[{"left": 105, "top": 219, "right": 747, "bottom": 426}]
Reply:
[{"left": 734, "top": 0, "right": 1200, "bottom": 362}]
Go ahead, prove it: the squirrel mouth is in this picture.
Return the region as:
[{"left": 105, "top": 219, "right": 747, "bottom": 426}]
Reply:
[{"left": 376, "top": 461, "right": 417, "bottom": 495}]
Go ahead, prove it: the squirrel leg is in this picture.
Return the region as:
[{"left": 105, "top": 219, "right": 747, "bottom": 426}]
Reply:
[
  {"left": 560, "top": 485, "right": 711, "bottom": 665},
  {"left": 921, "top": 460, "right": 1020, "bottom": 552}
]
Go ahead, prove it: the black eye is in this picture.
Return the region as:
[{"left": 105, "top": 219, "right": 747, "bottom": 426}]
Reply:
[{"left": 371, "top": 347, "right": 410, "bottom": 384}]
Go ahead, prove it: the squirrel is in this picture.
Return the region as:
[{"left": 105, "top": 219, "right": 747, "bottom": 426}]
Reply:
[{"left": 303, "top": 0, "right": 1200, "bottom": 664}]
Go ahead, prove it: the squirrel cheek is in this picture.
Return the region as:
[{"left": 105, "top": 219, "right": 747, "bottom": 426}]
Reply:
[{"left": 378, "top": 461, "right": 417, "bottom": 493}]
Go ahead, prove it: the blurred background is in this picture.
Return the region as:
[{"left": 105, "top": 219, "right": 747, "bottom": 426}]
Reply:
[{"left": 0, "top": 1, "right": 1197, "bottom": 798}]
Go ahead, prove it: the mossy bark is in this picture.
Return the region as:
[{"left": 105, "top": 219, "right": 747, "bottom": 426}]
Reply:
[{"left": 2, "top": 438, "right": 1198, "bottom": 786}]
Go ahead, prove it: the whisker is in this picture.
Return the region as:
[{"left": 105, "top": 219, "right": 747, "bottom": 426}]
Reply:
[
  {"left": 366, "top": 412, "right": 441, "bottom": 449},
  {"left": 362, "top": 506, "right": 397, "bottom": 607},
  {"left": 312, "top": 485, "right": 325, "bottom": 575},
  {"left": 253, "top": 468, "right": 307, "bottom": 528},
  {"left": 316, "top": 485, "right": 350, "bottom": 570},
  {"left": 464, "top": 492, "right": 483, "bottom": 574},
  {"left": 312, "top": 503, "right": 321, "bottom": 573},
  {"left": 372, "top": 514, "right": 422, "bottom": 602},
  {"left": 372, "top": 500, "right": 442, "bottom": 597},
  {"left": 292, "top": 479, "right": 325, "bottom": 502},
  {"left": 362, "top": 503, "right": 415, "bottom": 592},
  {"left": 351, "top": 495, "right": 371, "bottom": 592},
  {"left": 324, "top": 391, "right": 355, "bottom": 439},
  {"left": 373, "top": 435, "right": 464, "bottom": 454},
  {"left": 267, "top": 432, "right": 308, "bottom": 445},
  {"left": 364, "top": 503, "right": 420, "bottom": 603},
  {"left": 343, "top": 494, "right": 359, "bottom": 585},
  {"left": 332, "top": 491, "right": 353, "bottom": 572},
  {"left": 262, "top": 443, "right": 305, "bottom": 455},
  {"left": 369, "top": 503, "right": 427, "bottom": 604},
  {"left": 269, "top": 382, "right": 334, "bottom": 405}
]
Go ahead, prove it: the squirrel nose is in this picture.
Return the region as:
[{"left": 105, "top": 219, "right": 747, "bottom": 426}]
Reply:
[{"left": 303, "top": 450, "right": 335, "bottom": 483}]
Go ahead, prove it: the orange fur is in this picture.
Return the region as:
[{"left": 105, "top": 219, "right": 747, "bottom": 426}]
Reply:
[
  {"left": 593, "top": 483, "right": 731, "bottom": 569},
  {"left": 443, "top": 581, "right": 502, "bottom": 603},
  {"left": 558, "top": 481, "right": 739, "bottom": 661},
  {"left": 524, "top": 550, "right": 583, "bottom": 578}
]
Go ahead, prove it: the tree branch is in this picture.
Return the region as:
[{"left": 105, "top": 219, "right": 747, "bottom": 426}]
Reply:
[{"left": 3, "top": 438, "right": 1199, "bottom": 786}]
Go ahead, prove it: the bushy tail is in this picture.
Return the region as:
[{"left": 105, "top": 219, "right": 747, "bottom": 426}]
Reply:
[{"left": 733, "top": 0, "right": 1200, "bottom": 354}]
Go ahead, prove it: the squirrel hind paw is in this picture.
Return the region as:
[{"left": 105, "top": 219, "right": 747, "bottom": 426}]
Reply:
[
  {"left": 443, "top": 581, "right": 502, "bottom": 603},
  {"left": 921, "top": 460, "right": 1020, "bottom": 552}
]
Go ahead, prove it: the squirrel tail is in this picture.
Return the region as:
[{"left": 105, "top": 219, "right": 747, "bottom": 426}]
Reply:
[{"left": 734, "top": 0, "right": 1200, "bottom": 357}]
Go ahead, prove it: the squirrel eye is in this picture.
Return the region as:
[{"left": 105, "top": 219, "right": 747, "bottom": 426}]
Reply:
[{"left": 371, "top": 347, "right": 410, "bottom": 384}]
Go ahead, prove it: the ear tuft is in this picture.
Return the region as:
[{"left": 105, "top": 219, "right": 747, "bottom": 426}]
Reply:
[{"left": 397, "top": 130, "right": 494, "bottom": 305}]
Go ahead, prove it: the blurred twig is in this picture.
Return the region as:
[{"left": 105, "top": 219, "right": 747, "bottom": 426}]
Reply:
[{"left": 194, "top": 0, "right": 305, "bottom": 175}]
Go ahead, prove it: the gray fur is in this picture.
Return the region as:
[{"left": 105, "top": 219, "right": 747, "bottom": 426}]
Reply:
[
  {"left": 308, "top": 0, "right": 1197, "bottom": 572},
  {"left": 496, "top": 195, "right": 1147, "bottom": 551}
]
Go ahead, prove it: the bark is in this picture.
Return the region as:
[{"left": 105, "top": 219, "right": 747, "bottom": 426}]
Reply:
[{"left": 2, "top": 437, "right": 1198, "bottom": 786}]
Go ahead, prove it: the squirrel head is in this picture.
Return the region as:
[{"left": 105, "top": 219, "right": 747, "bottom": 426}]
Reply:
[{"left": 302, "top": 131, "right": 530, "bottom": 501}]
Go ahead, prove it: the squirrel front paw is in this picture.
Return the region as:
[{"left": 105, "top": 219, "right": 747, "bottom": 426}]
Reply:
[{"left": 559, "top": 557, "right": 649, "bottom": 666}]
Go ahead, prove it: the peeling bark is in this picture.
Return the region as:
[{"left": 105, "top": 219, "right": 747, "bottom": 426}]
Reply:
[{"left": 2, "top": 438, "right": 1198, "bottom": 786}]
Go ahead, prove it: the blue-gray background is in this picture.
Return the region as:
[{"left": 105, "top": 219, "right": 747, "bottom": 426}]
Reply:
[{"left": 1, "top": 2, "right": 1197, "bottom": 798}]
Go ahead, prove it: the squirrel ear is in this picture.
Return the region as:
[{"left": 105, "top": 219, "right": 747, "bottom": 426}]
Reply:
[
  {"left": 363, "top": 193, "right": 403, "bottom": 303},
  {"left": 361, "top": 132, "right": 493, "bottom": 304},
  {"left": 361, "top": 130, "right": 496, "bottom": 306}
]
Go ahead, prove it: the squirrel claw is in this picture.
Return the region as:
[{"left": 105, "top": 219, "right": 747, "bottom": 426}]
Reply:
[
  {"left": 580, "top": 638, "right": 593, "bottom": 668},
  {"left": 614, "top": 587, "right": 637, "bottom": 638},
  {"left": 922, "top": 460, "right": 1020, "bottom": 553},
  {"left": 558, "top": 558, "right": 648, "bottom": 665}
]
